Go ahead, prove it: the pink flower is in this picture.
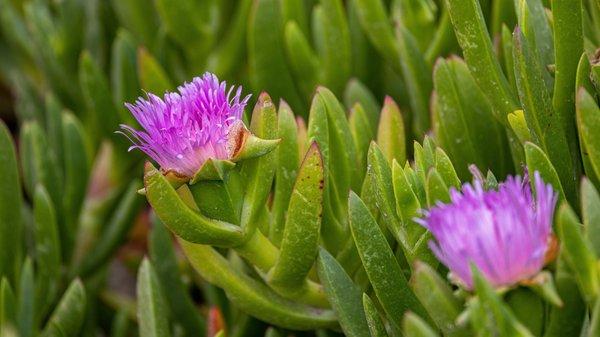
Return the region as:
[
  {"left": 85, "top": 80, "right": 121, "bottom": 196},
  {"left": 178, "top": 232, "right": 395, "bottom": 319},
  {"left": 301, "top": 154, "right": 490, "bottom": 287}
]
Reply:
[
  {"left": 418, "top": 172, "right": 557, "bottom": 289},
  {"left": 119, "top": 72, "right": 250, "bottom": 177}
]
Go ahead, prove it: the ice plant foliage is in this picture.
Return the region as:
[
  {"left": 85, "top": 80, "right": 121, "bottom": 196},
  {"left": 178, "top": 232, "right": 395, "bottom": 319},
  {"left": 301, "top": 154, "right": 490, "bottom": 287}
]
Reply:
[
  {"left": 120, "top": 72, "right": 250, "bottom": 177},
  {"left": 419, "top": 172, "right": 558, "bottom": 289}
]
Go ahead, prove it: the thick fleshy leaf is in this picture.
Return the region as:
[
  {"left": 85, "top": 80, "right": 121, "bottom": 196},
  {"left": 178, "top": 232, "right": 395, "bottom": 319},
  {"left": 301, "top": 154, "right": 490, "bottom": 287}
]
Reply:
[
  {"left": 392, "top": 160, "right": 423, "bottom": 248},
  {"left": 344, "top": 79, "right": 380, "bottom": 133},
  {"left": 317, "top": 249, "right": 370, "bottom": 337},
  {"left": 396, "top": 24, "right": 433, "bottom": 136},
  {"left": 0, "top": 278, "right": 16, "bottom": 334},
  {"left": 137, "top": 259, "right": 171, "bottom": 337},
  {"left": 582, "top": 178, "right": 600, "bottom": 256},
  {"left": 19, "top": 122, "right": 67, "bottom": 255},
  {"left": 403, "top": 312, "right": 439, "bottom": 337},
  {"left": 514, "top": 28, "right": 577, "bottom": 205},
  {"left": 137, "top": 47, "right": 173, "bottom": 94},
  {"left": 110, "top": 29, "right": 140, "bottom": 124},
  {"left": 149, "top": 219, "right": 205, "bottom": 337},
  {"left": 524, "top": 142, "right": 566, "bottom": 203},
  {"left": 155, "top": 0, "right": 212, "bottom": 59},
  {"left": 41, "top": 279, "right": 86, "bottom": 337},
  {"left": 307, "top": 92, "right": 345, "bottom": 252},
  {"left": 433, "top": 57, "right": 510, "bottom": 179},
  {"left": 74, "top": 180, "right": 143, "bottom": 277},
  {"left": 552, "top": 0, "right": 583, "bottom": 170},
  {"left": 505, "top": 288, "right": 544, "bottom": 336},
  {"left": 239, "top": 93, "right": 279, "bottom": 233},
  {"left": 206, "top": 0, "right": 252, "bottom": 78},
  {"left": 541, "top": 257, "right": 586, "bottom": 337},
  {"left": 17, "top": 259, "right": 34, "bottom": 337},
  {"left": 284, "top": 21, "right": 319, "bottom": 100},
  {"left": 349, "top": 192, "right": 430, "bottom": 332},
  {"left": 61, "top": 113, "right": 90, "bottom": 233},
  {"left": 180, "top": 240, "right": 337, "bottom": 330},
  {"left": 411, "top": 262, "right": 469, "bottom": 337},
  {"left": 248, "top": 0, "right": 303, "bottom": 112},
  {"left": 362, "top": 294, "right": 388, "bottom": 337},
  {"left": 377, "top": 97, "right": 406, "bottom": 164},
  {"left": 352, "top": 0, "right": 401, "bottom": 73},
  {"left": 33, "top": 185, "right": 60, "bottom": 318},
  {"left": 110, "top": 0, "right": 158, "bottom": 46},
  {"left": 79, "top": 51, "right": 121, "bottom": 141},
  {"left": 349, "top": 103, "right": 374, "bottom": 185},
  {"left": 469, "top": 268, "right": 534, "bottom": 337},
  {"left": 426, "top": 168, "right": 450, "bottom": 207},
  {"left": 269, "top": 143, "right": 324, "bottom": 291},
  {"left": 144, "top": 162, "right": 244, "bottom": 246},
  {"left": 434, "top": 148, "right": 461, "bottom": 189},
  {"left": 367, "top": 142, "right": 403, "bottom": 244},
  {"left": 314, "top": 0, "right": 351, "bottom": 95},
  {"left": 0, "top": 121, "right": 22, "bottom": 285},
  {"left": 577, "top": 89, "right": 600, "bottom": 181},
  {"left": 557, "top": 203, "right": 599, "bottom": 304},
  {"left": 444, "top": 0, "right": 517, "bottom": 120},
  {"left": 271, "top": 102, "right": 300, "bottom": 245}
]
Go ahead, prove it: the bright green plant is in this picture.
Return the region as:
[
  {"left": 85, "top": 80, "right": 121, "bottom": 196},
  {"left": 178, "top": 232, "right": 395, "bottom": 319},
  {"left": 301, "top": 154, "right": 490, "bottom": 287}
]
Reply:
[{"left": 3, "top": 0, "right": 600, "bottom": 336}]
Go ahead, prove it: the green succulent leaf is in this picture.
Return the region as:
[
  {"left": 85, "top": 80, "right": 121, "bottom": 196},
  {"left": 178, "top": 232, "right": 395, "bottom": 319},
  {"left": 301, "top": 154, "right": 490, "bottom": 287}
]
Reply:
[
  {"left": 469, "top": 267, "right": 534, "bottom": 337},
  {"left": 577, "top": 88, "right": 600, "bottom": 182},
  {"left": 33, "top": 185, "right": 60, "bottom": 318},
  {"left": 542, "top": 257, "right": 586, "bottom": 337},
  {"left": 284, "top": 21, "right": 319, "bottom": 99},
  {"left": 271, "top": 102, "right": 300, "bottom": 245},
  {"left": 41, "top": 279, "right": 86, "bottom": 337},
  {"left": 248, "top": 0, "right": 304, "bottom": 112},
  {"left": 377, "top": 97, "right": 406, "bottom": 164},
  {"left": 557, "top": 202, "right": 599, "bottom": 304},
  {"left": 269, "top": 143, "right": 324, "bottom": 291},
  {"left": 411, "top": 262, "right": 469, "bottom": 337},
  {"left": 0, "top": 278, "right": 17, "bottom": 334},
  {"left": 349, "top": 191, "right": 430, "bottom": 332},
  {"left": 61, "top": 113, "right": 90, "bottom": 234},
  {"left": 445, "top": 0, "right": 518, "bottom": 120},
  {"left": 403, "top": 312, "right": 440, "bottom": 337},
  {"left": 351, "top": 0, "right": 402, "bottom": 73},
  {"left": 137, "top": 258, "right": 171, "bottom": 337},
  {"left": 149, "top": 218, "right": 206, "bottom": 337},
  {"left": 0, "top": 121, "right": 22, "bottom": 285},
  {"left": 582, "top": 178, "right": 600, "bottom": 256},
  {"left": 524, "top": 142, "right": 567, "bottom": 203},
  {"left": 317, "top": 248, "right": 371, "bottom": 337},
  {"left": 180, "top": 240, "right": 337, "bottom": 330},
  {"left": 362, "top": 294, "right": 389, "bottom": 337},
  {"left": 396, "top": 24, "right": 433, "bottom": 136},
  {"left": 314, "top": 0, "right": 352, "bottom": 95},
  {"left": 514, "top": 28, "right": 577, "bottom": 204},
  {"left": 75, "top": 180, "right": 143, "bottom": 277},
  {"left": 17, "top": 258, "right": 34, "bottom": 337},
  {"left": 137, "top": 47, "right": 173, "bottom": 94},
  {"left": 240, "top": 92, "right": 279, "bottom": 233},
  {"left": 144, "top": 162, "right": 244, "bottom": 246},
  {"left": 344, "top": 79, "right": 381, "bottom": 133}
]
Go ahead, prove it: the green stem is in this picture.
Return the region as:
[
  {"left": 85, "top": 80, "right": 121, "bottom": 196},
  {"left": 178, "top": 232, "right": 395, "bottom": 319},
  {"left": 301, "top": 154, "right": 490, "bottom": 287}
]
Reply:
[{"left": 234, "top": 231, "right": 279, "bottom": 272}]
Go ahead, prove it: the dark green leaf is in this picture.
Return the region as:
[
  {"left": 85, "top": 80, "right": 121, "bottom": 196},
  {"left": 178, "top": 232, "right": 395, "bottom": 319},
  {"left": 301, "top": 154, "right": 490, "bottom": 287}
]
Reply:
[
  {"left": 0, "top": 121, "right": 22, "bottom": 284},
  {"left": 137, "top": 259, "right": 171, "bottom": 337},
  {"left": 349, "top": 192, "right": 430, "bottom": 332},
  {"left": 317, "top": 249, "right": 371, "bottom": 337}
]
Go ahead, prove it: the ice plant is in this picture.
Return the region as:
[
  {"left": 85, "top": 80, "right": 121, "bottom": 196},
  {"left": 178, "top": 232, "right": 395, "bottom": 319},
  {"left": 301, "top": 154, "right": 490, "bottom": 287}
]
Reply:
[
  {"left": 119, "top": 72, "right": 250, "bottom": 178},
  {"left": 418, "top": 172, "right": 558, "bottom": 289}
]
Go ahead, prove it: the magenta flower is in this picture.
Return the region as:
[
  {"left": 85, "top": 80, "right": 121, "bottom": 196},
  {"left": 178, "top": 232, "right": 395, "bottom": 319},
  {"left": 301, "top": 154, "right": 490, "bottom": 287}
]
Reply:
[
  {"left": 418, "top": 172, "right": 557, "bottom": 289},
  {"left": 119, "top": 72, "right": 250, "bottom": 177}
]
